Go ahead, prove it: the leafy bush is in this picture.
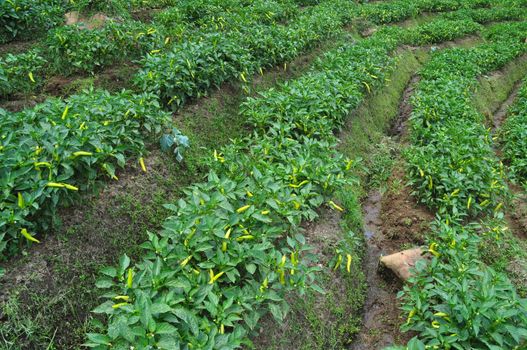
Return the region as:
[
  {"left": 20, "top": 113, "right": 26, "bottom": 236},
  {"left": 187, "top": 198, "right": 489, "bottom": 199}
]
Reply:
[
  {"left": 500, "top": 78, "right": 527, "bottom": 182},
  {"left": 405, "top": 28, "right": 527, "bottom": 218},
  {"left": 45, "top": 21, "right": 167, "bottom": 75},
  {"left": 0, "top": 49, "right": 46, "bottom": 96},
  {"left": 403, "top": 19, "right": 481, "bottom": 46},
  {"left": 0, "top": 90, "right": 171, "bottom": 257},
  {"left": 442, "top": 7, "right": 526, "bottom": 23},
  {"left": 68, "top": 0, "right": 131, "bottom": 18},
  {"left": 0, "top": 0, "right": 64, "bottom": 44},
  {"left": 136, "top": 2, "right": 345, "bottom": 108},
  {"left": 399, "top": 221, "right": 527, "bottom": 349}
]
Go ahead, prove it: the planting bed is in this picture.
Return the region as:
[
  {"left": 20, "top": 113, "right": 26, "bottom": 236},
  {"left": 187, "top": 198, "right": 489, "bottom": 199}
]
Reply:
[{"left": 1, "top": 0, "right": 527, "bottom": 349}]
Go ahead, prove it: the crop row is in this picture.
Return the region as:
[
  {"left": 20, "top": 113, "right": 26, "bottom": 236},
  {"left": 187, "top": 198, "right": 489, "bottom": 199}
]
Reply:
[
  {"left": 405, "top": 22, "right": 527, "bottom": 218},
  {"left": 135, "top": 0, "right": 510, "bottom": 109},
  {"left": 0, "top": 0, "right": 296, "bottom": 44},
  {"left": 500, "top": 77, "right": 527, "bottom": 182},
  {"left": 398, "top": 22, "right": 527, "bottom": 349},
  {"left": 0, "top": 91, "right": 171, "bottom": 257},
  {"left": 0, "top": 0, "right": 324, "bottom": 98},
  {"left": 0, "top": 0, "right": 300, "bottom": 97},
  {"left": 357, "top": 0, "right": 493, "bottom": 25},
  {"left": 0, "top": 0, "right": 65, "bottom": 44},
  {"left": 2, "top": 0, "right": 508, "bottom": 101},
  {"left": 82, "top": 16, "right": 505, "bottom": 349}
]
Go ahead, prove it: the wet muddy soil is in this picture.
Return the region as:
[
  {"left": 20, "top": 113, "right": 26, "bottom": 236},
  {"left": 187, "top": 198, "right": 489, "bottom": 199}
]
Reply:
[{"left": 352, "top": 74, "right": 434, "bottom": 349}]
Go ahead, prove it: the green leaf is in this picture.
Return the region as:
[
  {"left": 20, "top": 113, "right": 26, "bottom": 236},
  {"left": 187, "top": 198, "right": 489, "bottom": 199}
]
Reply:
[
  {"left": 100, "top": 266, "right": 117, "bottom": 278},
  {"left": 86, "top": 333, "right": 111, "bottom": 345},
  {"left": 95, "top": 279, "right": 114, "bottom": 289},
  {"left": 245, "top": 263, "right": 256, "bottom": 275},
  {"left": 269, "top": 304, "right": 284, "bottom": 323},
  {"left": 151, "top": 303, "right": 172, "bottom": 314},
  {"left": 92, "top": 301, "right": 114, "bottom": 314},
  {"left": 407, "top": 337, "right": 425, "bottom": 350},
  {"left": 173, "top": 307, "right": 199, "bottom": 335}
]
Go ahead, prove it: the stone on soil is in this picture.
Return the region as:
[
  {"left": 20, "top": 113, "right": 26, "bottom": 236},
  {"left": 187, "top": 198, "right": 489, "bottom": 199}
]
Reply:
[{"left": 380, "top": 247, "right": 425, "bottom": 281}]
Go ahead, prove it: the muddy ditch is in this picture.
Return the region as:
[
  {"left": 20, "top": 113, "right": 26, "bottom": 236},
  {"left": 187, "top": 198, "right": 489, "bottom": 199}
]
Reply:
[{"left": 350, "top": 69, "right": 434, "bottom": 349}]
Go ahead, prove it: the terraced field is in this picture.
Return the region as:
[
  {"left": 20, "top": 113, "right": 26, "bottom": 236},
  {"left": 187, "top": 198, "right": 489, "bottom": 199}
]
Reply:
[{"left": 0, "top": 0, "right": 526, "bottom": 349}]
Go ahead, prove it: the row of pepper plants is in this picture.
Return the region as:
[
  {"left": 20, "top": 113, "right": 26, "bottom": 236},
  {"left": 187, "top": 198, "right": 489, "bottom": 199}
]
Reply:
[
  {"left": 0, "top": 0, "right": 300, "bottom": 97},
  {"left": 0, "top": 0, "right": 65, "bottom": 44},
  {"left": 2, "top": 0, "right": 507, "bottom": 100},
  {"left": 136, "top": 0, "right": 519, "bottom": 110},
  {"left": 0, "top": 0, "right": 294, "bottom": 43},
  {"left": 82, "top": 16, "right": 503, "bottom": 349},
  {"left": 397, "top": 21, "right": 527, "bottom": 349},
  {"left": 0, "top": 90, "right": 173, "bottom": 257},
  {"left": 499, "top": 77, "right": 527, "bottom": 183}
]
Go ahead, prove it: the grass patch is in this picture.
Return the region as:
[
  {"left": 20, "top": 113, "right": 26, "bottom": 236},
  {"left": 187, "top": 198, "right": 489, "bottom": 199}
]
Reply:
[{"left": 472, "top": 54, "right": 527, "bottom": 119}]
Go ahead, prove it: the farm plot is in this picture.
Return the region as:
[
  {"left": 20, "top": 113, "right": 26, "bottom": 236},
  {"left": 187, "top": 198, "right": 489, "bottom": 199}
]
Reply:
[{"left": 1, "top": 0, "right": 527, "bottom": 349}]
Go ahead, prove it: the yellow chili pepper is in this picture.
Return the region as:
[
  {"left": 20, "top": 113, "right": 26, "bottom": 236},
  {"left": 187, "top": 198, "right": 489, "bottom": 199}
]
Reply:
[
  {"left": 406, "top": 309, "right": 416, "bottom": 324},
  {"left": 139, "top": 157, "right": 147, "bottom": 173},
  {"left": 431, "top": 321, "right": 440, "bottom": 329},
  {"left": 345, "top": 159, "right": 354, "bottom": 171},
  {"left": 114, "top": 295, "right": 130, "bottom": 301},
  {"left": 20, "top": 228, "right": 40, "bottom": 243},
  {"left": 467, "top": 196, "right": 472, "bottom": 209},
  {"left": 236, "top": 235, "right": 254, "bottom": 242},
  {"left": 62, "top": 105, "right": 69, "bottom": 120},
  {"left": 236, "top": 205, "right": 251, "bottom": 213},
  {"left": 329, "top": 201, "right": 344, "bottom": 212},
  {"left": 208, "top": 270, "right": 224, "bottom": 284},
  {"left": 127, "top": 268, "right": 133, "bottom": 288},
  {"left": 46, "top": 182, "right": 79, "bottom": 191},
  {"left": 112, "top": 302, "right": 129, "bottom": 309},
  {"left": 180, "top": 255, "right": 192, "bottom": 267},
  {"left": 28, "top": 72, "right": 35, "bottom": 83},
  {"left": 17, "top": 192, "right": 24, "bottom": 208},
  {"left": 334, "top": 254, "right": 342, "bottom": 270},
  {"left": 73, "top": 151, "right": 93, "bottom": 157},
  {"left": 346, "top": 254, "right": 352, "bottom": 273},
  {"left": 428, "top": 242, "right": 440, "bottom": 257}
]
